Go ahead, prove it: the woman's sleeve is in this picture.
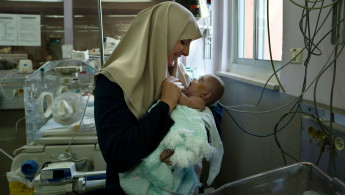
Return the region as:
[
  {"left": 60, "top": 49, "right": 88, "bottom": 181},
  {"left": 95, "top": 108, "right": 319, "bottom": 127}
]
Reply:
[{"left": 94, "top": 74, "right": 174, "bottom": 173}]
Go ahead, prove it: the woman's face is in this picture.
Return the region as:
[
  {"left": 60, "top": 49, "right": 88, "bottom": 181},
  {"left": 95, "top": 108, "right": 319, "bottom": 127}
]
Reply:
[{"left": 167, "top": 39, "right": 192, "bottom": 68}]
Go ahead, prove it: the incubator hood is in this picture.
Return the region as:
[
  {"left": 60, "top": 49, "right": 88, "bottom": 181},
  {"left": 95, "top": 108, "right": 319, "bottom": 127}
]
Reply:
[{"left": 23, "top": 59, "right": 98, "bottom": 145}]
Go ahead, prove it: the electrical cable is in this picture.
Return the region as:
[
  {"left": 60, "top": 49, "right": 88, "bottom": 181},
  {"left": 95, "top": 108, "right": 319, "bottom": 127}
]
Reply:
[
  {"left": 219, "top": 19, "right": 345, "bottom": 153},
  {"left": 250, "top": 0, "right": 334, "bottom": 110},
  {"left": 300, "top": 27, "right": 345, "bottom": 135},
  {"left": 328, "top": 0, "right": 342, "bottom": 178},
  {"left": 267, "top": 0, "right": 286, "bottom": 93},
  {"left": 66, "top": 70, "right": 93, "bottom": 154},
  {"left": 222, "top": 99, "right": 327, "bottom": 141},
  {"left": 220, "top": 9, "right": 318, "bottom": 112},
  {"left": 224, "top": 0, "right": 343, "bottom": 114},
  {"left": 330, "top": 0, "right": 342, "bottom": 142},
  {"left": 222, "top": 97, "right": 301, "bottom": 138},
  {"left": 273, "top": 101, "right": 301, "bottom": 165},
  {"left": 312, "top": 27, "right": 345, "bottom": 135},
  {"left": 273, "top": 107, "right": 302, "bottom": 165},
  {"left": 298, "top": 1, "right": 334, "bottom": 57},
  {"left": 222, "top": 11, "right": 345, "bottom": 114},
  {"left": 299, "top": 1, "right": 318, "bottom": 97},
  {"left": 272, "top": 110, "right": 335, "bottom": 165},
  {"left": 306, "top": 0, "right": 328, "bottom": 3},
  {"left": 279, "top": 19, "right": 345, "bottom": 165},
  {"left": 15, "top": 117, "right": 25, "bottom": 135},
  {"left": 222, "top": 3, "right": 334, "bottom": 111},
  {"left": 48, "top": 70, "right": 94, "bottom": 162},
  {"left": 300, "top": 1, "right": 331, "bottom": 136},
  {"left": 315, "top": 148, "right": 324, "bottom": 165},
  {"left": 289, "top": 0, "right": 339, "bottom": 10},
  {"left": 67, "top": 87, "right": 91, "bottom": 153},
  {"left": 219, "top": 46, "right": 305, "bottom": 111},
  {"left": 0, "top": 148, "right": 14, "bottom": 161},
  {"left": 222, "top": 30, "right": 345, "bottom": 157},
  {"left": 220, "top": 0, "right": 345, "bottom": 170}
]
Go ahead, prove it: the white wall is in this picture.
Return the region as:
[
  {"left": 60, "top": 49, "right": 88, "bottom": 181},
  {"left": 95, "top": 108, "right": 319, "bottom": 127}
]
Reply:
[
  {"left": 281, "top": 1, "right": 345, "bottom": 110},
  {"left": 185, "top": 28, "right": 213, "bottom": 77}
]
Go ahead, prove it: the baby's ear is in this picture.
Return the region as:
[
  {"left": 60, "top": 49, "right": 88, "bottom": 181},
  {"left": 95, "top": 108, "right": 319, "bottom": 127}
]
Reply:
[{"left": 200, "top": 91, "right": 211, "bottom": 100}]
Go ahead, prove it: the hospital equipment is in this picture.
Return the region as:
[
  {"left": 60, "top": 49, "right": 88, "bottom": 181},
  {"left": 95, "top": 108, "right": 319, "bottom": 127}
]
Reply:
[
  {"left": 18, "top": 59, "right": 33, "bottom": 74},
  {"left": 89, "top": 37, "right": 120, "bottom": 56},
  {"left": 53, "top": 66, "right": 81, "bottom": 84},
  {"left": 300, "top": 103, "right": 345, "bottom": 181},
  {"left": 206, "top": 162, "right": 345, "bottom": 194},
  {"left": 0, "top": 71, "right": 27, "bottom": 109},
  {"left": 33, "top": 161, "right": 105, "bottom": 194},
  {"left": 104, "top": 37, "right": 120, "bottom": 55},
  {"left": 71, "top": 50, "right": 89, "bottom": 61},
  {"left": 7, "top": 59, "right": 106, "bottom": 194}
]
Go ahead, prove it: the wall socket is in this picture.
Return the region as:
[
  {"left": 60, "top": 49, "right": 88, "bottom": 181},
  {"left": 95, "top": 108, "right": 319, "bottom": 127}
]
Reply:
[{"left": 290, "top": 48, "right": 303, "bottom": 64}]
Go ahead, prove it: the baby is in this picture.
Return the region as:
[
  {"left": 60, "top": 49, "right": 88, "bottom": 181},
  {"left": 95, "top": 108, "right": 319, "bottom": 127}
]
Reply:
[
  {"left": 119, "top": 74, "right": 224, "bottom": 195},
  {"left": 179, "top": 74, "right": 225, "bottom": 111}
]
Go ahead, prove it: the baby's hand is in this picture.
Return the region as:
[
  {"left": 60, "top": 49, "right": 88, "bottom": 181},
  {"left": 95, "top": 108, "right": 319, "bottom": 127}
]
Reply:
[
  {"left": 160, "top": 149, "right": 174, "bottom": 165},
  {"left": 161, "top": 76, "right": 184, "bottom": 113}
]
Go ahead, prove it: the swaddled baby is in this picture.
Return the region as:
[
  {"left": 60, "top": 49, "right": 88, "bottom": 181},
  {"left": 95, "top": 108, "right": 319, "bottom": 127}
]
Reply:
[{"left": 120, "top": 74, "right": 224, "bottom": 195}]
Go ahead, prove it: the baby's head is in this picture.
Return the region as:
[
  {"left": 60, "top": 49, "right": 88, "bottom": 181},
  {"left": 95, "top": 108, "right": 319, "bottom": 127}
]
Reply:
[{"left": 184, "top": 74, "right": 224, "bottom": 105}]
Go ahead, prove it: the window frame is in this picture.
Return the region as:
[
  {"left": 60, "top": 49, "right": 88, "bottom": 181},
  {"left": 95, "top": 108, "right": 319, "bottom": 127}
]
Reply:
[{"left": 232, "top": 0, "right": 282, "bottom": 67}]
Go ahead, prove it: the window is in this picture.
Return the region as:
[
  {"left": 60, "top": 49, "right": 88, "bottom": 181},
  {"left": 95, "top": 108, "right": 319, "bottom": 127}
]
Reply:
[{"left": 234, "top": 0, "right": 283, "bottom": 65}]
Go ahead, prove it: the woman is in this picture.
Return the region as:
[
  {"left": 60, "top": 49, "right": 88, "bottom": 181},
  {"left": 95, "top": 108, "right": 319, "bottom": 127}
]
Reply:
[{"left": 93, "top": 2, "right": 202, "bottom": 193}]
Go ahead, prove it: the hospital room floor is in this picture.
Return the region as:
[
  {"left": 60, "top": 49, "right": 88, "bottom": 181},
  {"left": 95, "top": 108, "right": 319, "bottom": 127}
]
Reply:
[{"left": 0, "top": 109, "right": 26, "bottom": 195}]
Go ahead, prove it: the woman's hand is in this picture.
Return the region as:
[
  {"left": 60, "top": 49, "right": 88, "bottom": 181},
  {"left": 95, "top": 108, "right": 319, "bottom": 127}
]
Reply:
[
  {"left": 160, "top": 149, "right": 174, "bottom": 165},
  {"left": 161, "top": 76, "right": 184, "bottom": 114}
]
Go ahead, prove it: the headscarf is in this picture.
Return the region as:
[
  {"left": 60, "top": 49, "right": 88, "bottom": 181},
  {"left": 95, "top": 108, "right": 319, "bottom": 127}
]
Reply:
[{"left": 96, "top": 2, "right": 202, "bottom": 118}]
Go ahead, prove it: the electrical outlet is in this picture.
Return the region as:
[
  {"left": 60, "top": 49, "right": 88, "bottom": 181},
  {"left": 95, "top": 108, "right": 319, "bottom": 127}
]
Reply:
[
  {"left": 335, "top": 137, "right": 345, "bottom": 151},
  {"left": 290, "top": 48, "right": 303, "bottom": 64},
  {"left": 308, "top": 126, "right": 316, "bottom": 138},
  {"left": 316, "top": 130, "right": 324, "bottom": 142}
]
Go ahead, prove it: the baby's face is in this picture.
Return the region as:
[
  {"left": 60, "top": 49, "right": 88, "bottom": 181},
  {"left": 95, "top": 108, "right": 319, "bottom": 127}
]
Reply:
[{"left": 184, "top": 75, "right": 210, "bottom": 97}]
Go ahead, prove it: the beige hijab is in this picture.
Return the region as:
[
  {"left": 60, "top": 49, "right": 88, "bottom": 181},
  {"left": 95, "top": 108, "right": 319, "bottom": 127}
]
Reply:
[{"left": 96, "top": 2, "right": 201, "bottom": 118}]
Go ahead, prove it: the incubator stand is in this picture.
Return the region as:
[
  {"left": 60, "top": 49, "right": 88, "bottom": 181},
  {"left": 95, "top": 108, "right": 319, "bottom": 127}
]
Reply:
[{"left": 8, "top": 59, "right": 107, "bottom": 194}]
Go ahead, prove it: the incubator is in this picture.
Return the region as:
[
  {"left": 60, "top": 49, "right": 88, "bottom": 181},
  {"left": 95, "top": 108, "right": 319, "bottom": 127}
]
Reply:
[
  {"left": 24, "top": 59, "right": 97, "bottom": 145},
  {"left": 7, "top": 59, "right": 106, "bottom": 194}
]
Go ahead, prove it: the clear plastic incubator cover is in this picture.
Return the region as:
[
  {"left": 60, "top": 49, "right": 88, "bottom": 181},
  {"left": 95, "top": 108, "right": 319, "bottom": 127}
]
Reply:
[{"left": 24, "top": 59, "right": 98, "bottom": 145}]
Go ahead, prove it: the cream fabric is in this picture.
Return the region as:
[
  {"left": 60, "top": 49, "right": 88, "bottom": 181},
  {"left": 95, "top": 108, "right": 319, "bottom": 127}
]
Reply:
[{"left": 96, "top": 2, "right": 202, "bottom": 118}]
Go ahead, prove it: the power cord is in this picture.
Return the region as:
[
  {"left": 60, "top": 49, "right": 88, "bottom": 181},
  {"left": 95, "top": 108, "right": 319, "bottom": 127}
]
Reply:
[
  {"left": 289, "top": 0, "right": 339, "bottom": 10},
  {"left": 267, "top": 0, "right": 285, "bottom": 93}
]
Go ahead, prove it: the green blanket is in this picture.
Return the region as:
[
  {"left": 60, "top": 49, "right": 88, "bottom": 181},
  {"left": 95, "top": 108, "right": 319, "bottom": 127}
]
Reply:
[{"left": 119, "top": 104, "right": 220, "bottom": 195}]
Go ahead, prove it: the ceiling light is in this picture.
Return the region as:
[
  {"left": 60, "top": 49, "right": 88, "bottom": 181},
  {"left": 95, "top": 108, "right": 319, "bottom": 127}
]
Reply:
[{"left": 45, "top": 15, "right": 64, "bottom": 18}]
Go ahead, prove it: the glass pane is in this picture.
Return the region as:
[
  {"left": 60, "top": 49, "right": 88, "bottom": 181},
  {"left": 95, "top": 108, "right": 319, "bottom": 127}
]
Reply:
[
  {"left": 0, "top": 1, "right": 64, "bottom": 69},
  {"left": 238, "top": 0, "right": 254, "bottom": 59},
  {"left": 73, "top": 14, "right": 134, "bottom": 54},
  {"left": 257, "top": 0, "right": 282, "bottom": 61}
]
